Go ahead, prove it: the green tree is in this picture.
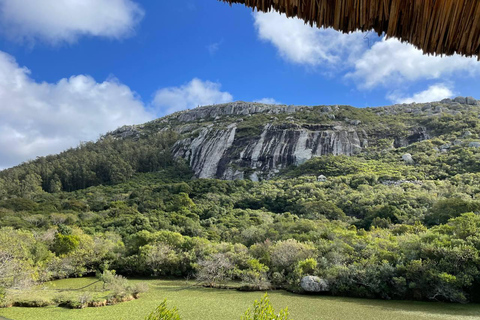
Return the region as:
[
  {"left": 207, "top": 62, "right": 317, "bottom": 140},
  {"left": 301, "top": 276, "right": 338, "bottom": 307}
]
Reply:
[
  {"left": 52, "top": 233, "right": 80, "bottom": 256},
  {"left": 426, "top": 198, "right": 480, "bottom": 225}
]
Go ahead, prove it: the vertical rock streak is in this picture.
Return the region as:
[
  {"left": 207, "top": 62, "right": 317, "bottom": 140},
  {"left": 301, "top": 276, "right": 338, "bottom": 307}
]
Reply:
[{"left": 174, "top": 123, "right": 367, "bottom": 180}]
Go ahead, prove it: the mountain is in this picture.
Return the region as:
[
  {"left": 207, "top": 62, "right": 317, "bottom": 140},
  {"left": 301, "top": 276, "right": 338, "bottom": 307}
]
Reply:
[
  {"left": 107, "top": 97, "right": 477, "bottom": 180},
  {"left": 3, "top": 97, "right": 480, "bottom": 304},
  {"left": 2, "top": 96, "right": 480, "bottom": 195}
]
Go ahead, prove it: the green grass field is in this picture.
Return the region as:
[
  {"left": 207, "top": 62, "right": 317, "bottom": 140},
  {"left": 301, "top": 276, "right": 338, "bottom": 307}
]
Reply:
[{"left": 1, "top": 278, "right": 480, "bottom": 320}]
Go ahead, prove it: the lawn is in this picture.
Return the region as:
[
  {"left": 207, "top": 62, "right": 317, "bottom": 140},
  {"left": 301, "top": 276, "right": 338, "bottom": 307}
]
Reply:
[{"left": 1, "top": 278, "right": 480, "bottom": 320}]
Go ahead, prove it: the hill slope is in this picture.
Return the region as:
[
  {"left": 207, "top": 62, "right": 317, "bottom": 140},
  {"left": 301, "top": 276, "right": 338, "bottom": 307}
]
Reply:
[
  {"left": 4, "top": 97, "right": 480, "bottom": 192},
  {"left": 109, "top": 98, "right": 480, "bottom": 180},
  {"left": 2, "top": 98, "right": 480, "bottom": 305}
]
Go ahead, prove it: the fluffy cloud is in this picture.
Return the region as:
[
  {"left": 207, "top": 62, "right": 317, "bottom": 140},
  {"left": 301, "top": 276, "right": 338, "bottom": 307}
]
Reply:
[
  {"left": 0, "top": 51, "right": 154, "bottom": 169},
  {"left": 387, "top": 84, "right": 454, "bottom": 104},
  {"left": 253, "top": 11, "right": 480, "bottom": 96},
  {"left": 348, "top": 38, "right": 480, "bottom": 89},
  {"left": 0, "top": 0, "right": 144, "bottom": 43},
  {"left": 253, "top": 11, "right": 367, "bottom": 67},
  {"left": 152, "top": 78, "right": 233, "bottom": 115}
]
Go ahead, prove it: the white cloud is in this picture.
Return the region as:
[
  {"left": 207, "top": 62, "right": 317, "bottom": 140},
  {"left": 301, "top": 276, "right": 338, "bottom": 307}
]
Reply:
[
  {"left": 152, "top": 78, "right": 233, "bottom": 115},
  {"left": 387, "top": 84, "right": 454, "bottom": 104},
  {"left": 255, "top": 98, "right": 281, "bottom": 105},
  {"left": 253, "top": 12, "right": 480, "bottom": 95},
  {"left": 0, "top": 51, "right": 154, "bottom": 169},
  {"left": 347, "top": 38, "right": 480, "bottom": 89},
  {"left": 253, "top": 12, "right": 367, "bottom": 67},
  {"left": 253, "top": 11, "right": 367, "bottom": 67},
  {"left": 0, "top": 0, "right": 144, "bottom": 43}
]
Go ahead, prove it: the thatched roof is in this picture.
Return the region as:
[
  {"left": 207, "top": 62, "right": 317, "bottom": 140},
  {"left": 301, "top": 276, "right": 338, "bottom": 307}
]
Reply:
[{"left": 220, "top": 0, "right": 480, "bottom": 58}]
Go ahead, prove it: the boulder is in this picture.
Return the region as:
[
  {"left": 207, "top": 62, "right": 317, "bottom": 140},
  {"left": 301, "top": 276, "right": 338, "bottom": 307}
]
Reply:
[
  {"left": 466, "top": 97, "right": 478, "bottom": 105},
  {"left": 469, "top": 142, "right": 480, "bottom": 148},
  {"left": 300, "top": 276, "right": 329, "bottom": 293},
  {"left": 402, "top": 153, "right": 414, "bottom": 164},
  {"left": 439, "top": 144, "right": 451, "bottom": 150},
  {"left": 317, "top": 175, "right": 327, "bottom": 182},
  {"left": 454, "top": 96, "right": 467, "bottom": 104},
  {"left": 440, "top": 98, "right": 453, "bottom": 104}
]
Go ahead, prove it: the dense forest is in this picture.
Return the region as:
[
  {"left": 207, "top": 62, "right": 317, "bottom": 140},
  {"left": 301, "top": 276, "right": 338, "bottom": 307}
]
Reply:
[{"left": 2, "top": 101, "right": 480, "bottom": 307}]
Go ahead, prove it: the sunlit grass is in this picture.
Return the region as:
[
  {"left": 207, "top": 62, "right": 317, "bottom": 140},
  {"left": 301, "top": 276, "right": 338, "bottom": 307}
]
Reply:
[{"left": 1, "top": 278, "right": 480, "bottom": 320}]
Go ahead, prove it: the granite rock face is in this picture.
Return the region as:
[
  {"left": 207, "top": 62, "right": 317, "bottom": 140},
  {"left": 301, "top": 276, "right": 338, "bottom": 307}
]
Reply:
[
  {"left": 174, "top": 124, "right": 237, "bottom": 179},
  {"left": 174, "top": 122, "right": 368, "bottom": 180},
  {"left": 167, "top": 101, "right": 441, "bottom": 180}
]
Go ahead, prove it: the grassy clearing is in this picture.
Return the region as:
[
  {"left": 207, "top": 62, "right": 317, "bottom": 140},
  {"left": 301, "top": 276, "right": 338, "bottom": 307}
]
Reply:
[{"left": 1, "top": 278, "right": 480, "bottom": 320}]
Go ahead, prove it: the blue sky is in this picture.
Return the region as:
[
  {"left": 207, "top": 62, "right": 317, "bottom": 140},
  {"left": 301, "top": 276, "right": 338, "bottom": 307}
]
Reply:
[{"left": 1, "top": 0, "right": 480, "bottom": 168}]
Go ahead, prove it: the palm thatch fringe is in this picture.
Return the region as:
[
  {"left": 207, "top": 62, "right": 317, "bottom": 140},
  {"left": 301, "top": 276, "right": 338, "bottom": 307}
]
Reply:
[{"left": 220, "top": 0, "right": 480, "bottom": 59}]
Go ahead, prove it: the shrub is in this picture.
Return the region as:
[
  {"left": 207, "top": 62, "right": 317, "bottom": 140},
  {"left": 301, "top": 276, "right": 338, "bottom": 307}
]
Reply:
[
  {"left": 78, "top": 293, "right": 92, "bottom": 306},
  {"left": 52, "top": 233, "right": 80, "bottom": 256},
  {"left": 240, "top": 259, "right": 271, "bottom": 291},
  {"left": 13, "top": 298, "right": 54, "bottom": 308},
  {"left": 296, "top": 258, "right": 317, "bottom": 276},
  {"left": 145, "top": 299, "right": 181, "bottom": 320},
  {"left": 196, "top": 253, "right": 234, "bottom": 287},
  {"left": 62, "top": 300, "right": 88, "bottom": 309},
  {"left": 241, "top": 293, "right": 290, "bottom": 320},
  {"left": 0, "top": 286, "right": 9, "bottom": 308},
  {"left": 131, "top": 282, "right": 149, "bottom": 298},
  {"left": 100, "top": 270, "right": 148, "bottom": 299}
]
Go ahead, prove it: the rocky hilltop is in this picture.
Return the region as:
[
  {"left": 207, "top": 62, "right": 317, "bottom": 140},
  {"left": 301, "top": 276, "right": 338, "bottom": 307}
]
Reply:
[{"left": 108, "top": 97, "right": 480, "bottom": 181}]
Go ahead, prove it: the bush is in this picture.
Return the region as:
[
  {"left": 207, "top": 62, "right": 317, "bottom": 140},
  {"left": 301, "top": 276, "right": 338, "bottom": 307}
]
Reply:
[
  {"left": 100, "top": 270, "right": 148, "bottom": 299},
  {"left": 145, "top": 299, "right": 181, "bottom": 320},
  {"left": 52, "top": 233, "right": 80, "bottom": 256},
  {"left": 78, "top": 293, "right": 92, "bottom": 306},
  {"left": 13, "top": 298, "right": 54, "bottom": 308},
  {"left": 240, "top": 259, "right": 271, "bottom": 291},
  {"left": 296, "top": 258, "right": 317, "bottom": 276},
  {"left": 0, "top": 286, "right": 9, "bottom": 308},
  {"left": 196, "top": 253, "right": 234, "bottom": 287},
  {"left": 131, "top": 282, "right": 149, "bottom": 298},
  {"left": 241, "top": 293, "right": 290, "bottom": 320},
  {"left": 61, "top": 300, "right": 88, "bottom": 309}
]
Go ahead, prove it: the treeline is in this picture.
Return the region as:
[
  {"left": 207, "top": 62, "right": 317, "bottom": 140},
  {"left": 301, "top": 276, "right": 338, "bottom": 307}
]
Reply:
[
  {"left": 0, "top": 131, "right": 185, "bottom": 196},
  {"left": 2, "top": 212, "right": 480, "bottom": 305},
  {"left": 1, "top": 163, "right": 480, "bottom": 303}
]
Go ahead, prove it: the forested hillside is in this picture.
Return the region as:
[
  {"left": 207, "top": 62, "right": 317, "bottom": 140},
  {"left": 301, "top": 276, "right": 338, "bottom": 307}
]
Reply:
[{"left": 2, "top": 99, "right": 480, "bottom": 306}]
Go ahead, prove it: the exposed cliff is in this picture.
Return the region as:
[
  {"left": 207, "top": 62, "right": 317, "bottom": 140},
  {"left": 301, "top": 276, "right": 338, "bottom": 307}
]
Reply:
[
  {"left": 107, "top": 98, "right": 480, "bottom": 180},
  {"left": 173, "top": 122, "right": 368, "bottom": 180}
]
